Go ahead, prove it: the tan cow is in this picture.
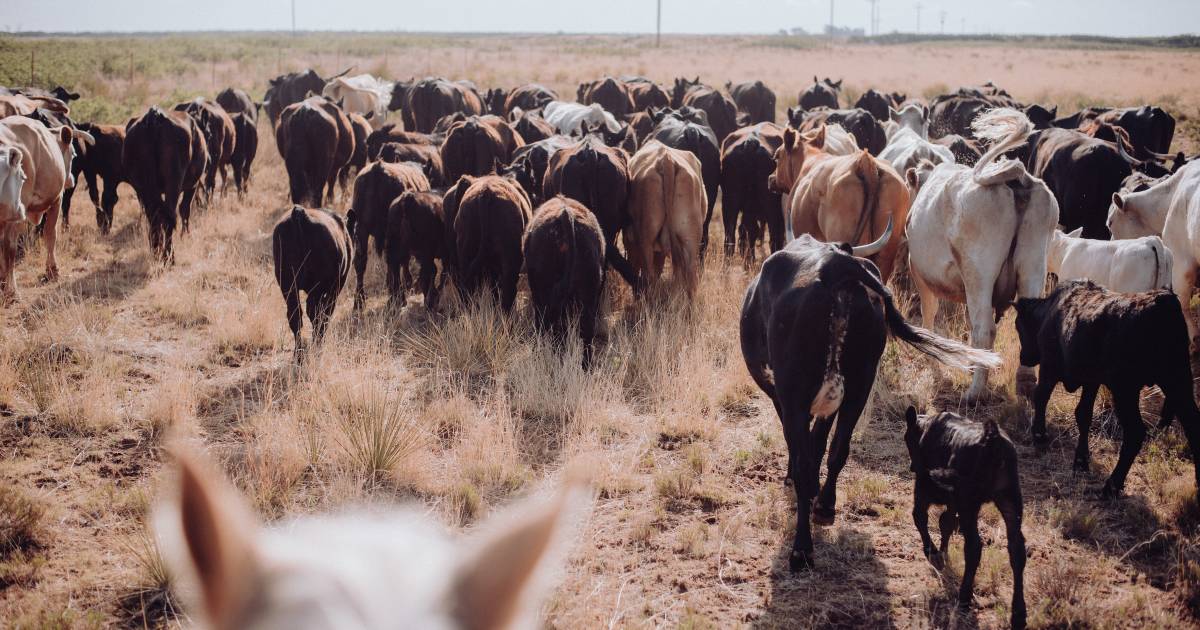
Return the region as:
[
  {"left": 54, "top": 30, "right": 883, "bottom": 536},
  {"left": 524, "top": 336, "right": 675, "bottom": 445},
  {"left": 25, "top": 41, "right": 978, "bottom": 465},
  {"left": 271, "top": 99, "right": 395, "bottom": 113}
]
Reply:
[
  {"left": 625, "top": 140, "right": 708, "bottom": 295},
  {"left": 771, "top": 127, "right": 909, "bottom": 282},
  {"left": 0, "top": 117, "right": 91, "bottom": 299},
  {"left": 0, "top": 94, "right": 69, "bottom": 118}
]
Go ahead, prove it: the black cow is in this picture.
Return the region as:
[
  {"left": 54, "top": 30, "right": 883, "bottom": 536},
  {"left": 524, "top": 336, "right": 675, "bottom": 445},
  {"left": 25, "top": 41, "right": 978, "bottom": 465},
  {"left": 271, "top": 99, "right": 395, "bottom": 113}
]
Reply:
[
  {"left": 1015, "top": 280, "right": 1200, "bottom": 499},
  {"left": 720, "top": 123, "right": 784, "bottom": 258},
  {"left": 347, "top": 161, "right": 430, "bottom": 308},
  {"left": 1023, "top": 128, "right": 1135, "bottom": 239},
  {"left": 385, "top": 189, "right": 446, "bottom": 309},
  {"left": 727, "top": 80, "right": 776, "bottom": 125},
  {"left": 795, "top": 107, "right": 887, "bottom": 156},
  {"left": 933, "top": 134, "right": 982, "bottom": 166},
  {"left": 453, "top": 174, "right": 532, "bottom": 311},
  {"left": 229, "top": 112, "right": 257, "bottom": 196},
  {"left": 854, "top": 89, "right": 892, "bottom": 122},
  {"left": 216, "top": 87, "right": 258, "bottom": 125},
  {"left": 523, "top": 195, "right": 606, "bottom": 368},
  {"left": 543, "top": 134, "right": 636, "bottom": 289},
  {"left": 69, "top": 122, "right": 125, "bottom": 233},
  {"left": 647, "top": 108, "right": 721, "bottom": 254},
  {"left": 741, "top": 235, "right": 997, "bottom": 571},
  {"left": 797, "top": 77, "right": 841, "bottom": 111},
  {"left": 1054, "top": 106, "right": 1176, "bottom": 159},
  {"left": 263, "top": 67, "right": 351, "bottom": 126},
  {"left": 904, "top": 407, "right": 1026, "bottom": 629},
  {"left": 123, "top": 107, "right": 206, "bottom": 261},
  {"left": 272, "top": 205, "right": 352, "bottom": 359},
  {"left": 510, "top": 135, "right": 574, "bottom": 206},
  {"left": 669, "top": 78, "right": 739, "bottom": 142}
]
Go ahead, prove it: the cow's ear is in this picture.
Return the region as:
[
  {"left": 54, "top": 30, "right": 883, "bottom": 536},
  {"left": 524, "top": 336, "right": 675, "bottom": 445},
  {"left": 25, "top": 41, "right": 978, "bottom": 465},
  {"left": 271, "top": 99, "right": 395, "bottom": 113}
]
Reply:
[
  {"left": 812, "top": 75, "right": 819, "bottom": 84},
  {"left": 1112, "top": 193, "right": 1124, "bottom": 210},
  {"left": 1066, "top": 227, "right": 1083, "bottom": 238},
  {"left": 833, "top": 79, "right": 843, "bottom": 89},
  {"left": 57, "top": 126, "right": 73, "bottom": 146},
  {"left": 904, "top": 406, "right": 918, "bottom": 429},
  {"left": 782, "top": 127, "right": 796, "bottom": 150},
  {"left": 905, "top": 167, "right": 919, "bottom": 190},
  {"left": 889, "top": 107, "right": 899, "bottom": 121},
  {"left": 7, "top": 146, "right": 22, "bottom": 169}
]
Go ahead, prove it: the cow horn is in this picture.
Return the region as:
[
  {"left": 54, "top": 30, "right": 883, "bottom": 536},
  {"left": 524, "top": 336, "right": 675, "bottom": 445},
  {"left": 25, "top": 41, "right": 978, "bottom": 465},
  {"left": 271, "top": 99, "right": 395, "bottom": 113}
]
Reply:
[{"left": 851, "top": 215, "right": 893, "bottom": 258}]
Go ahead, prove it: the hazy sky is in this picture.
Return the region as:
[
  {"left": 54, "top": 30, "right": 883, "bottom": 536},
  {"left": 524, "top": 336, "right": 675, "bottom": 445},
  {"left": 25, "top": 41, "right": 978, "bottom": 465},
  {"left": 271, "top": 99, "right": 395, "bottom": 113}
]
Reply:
[{"left": 4, "top": 0, "right": 1198, "bottom": 37}]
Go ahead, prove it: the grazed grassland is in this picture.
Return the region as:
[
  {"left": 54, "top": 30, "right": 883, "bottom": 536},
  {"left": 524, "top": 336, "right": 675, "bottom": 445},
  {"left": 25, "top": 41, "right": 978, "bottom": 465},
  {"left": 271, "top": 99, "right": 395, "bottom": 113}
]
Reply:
[{"left": 1, "top": 34, "right": 1200, "bottom": 629}]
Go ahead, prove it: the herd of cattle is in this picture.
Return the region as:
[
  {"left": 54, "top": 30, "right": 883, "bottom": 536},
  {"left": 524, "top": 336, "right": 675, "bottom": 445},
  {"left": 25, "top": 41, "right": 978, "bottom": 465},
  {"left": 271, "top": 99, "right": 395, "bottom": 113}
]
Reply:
[{"left": 1, "top": 66, "right": 1199, "bottom": 628}]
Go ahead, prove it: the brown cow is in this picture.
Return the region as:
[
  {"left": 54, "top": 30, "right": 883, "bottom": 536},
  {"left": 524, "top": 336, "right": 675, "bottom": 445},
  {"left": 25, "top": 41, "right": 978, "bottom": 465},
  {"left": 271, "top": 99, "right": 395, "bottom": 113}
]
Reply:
[
  {"left": 543, "top": 134, "right": 637, "bottom": 289},
  {"left": 523, "top": 195, "right": 606, "bottom": 367},
  {"left": 123, "top": 107, "right": 206, "bottom": 262},
  {"left": 174, "top": 97, "right": 235, "bottom": 199},
  {"left": 670, "top": 78, "right": 739, "bottom": 143},
  {"left": 228, "top": 112, "right": 257, "bottom": 197},
  {"left": 272, "top": 205, "right": 353, "bottom": 359},
  {"left": 68, "top": 122, "right": 125, "bottom": 233},
  {"left": 510, "top": 109, "right": 555, "bottom": 144},
  {"left": 216, "top": 87, "right": 258, "bottom": 125},
  {"left": 772, "top": 135, "right": 910, "bottom": 282},
  {"left": 626, "top": 140, "right": 707, "bottom": 296},
  {"left": 0, "top": 117, "right": 88, "bottom": 297},
  {"left": 499, "top": 84, "right": 558, "bottom": 116},
  {"left": 366, "top": 123, "right": 442, "bottom": 160},
  {"left": 720, "top": 122, "right": 786, "bottom": 258},
  {"left": 578, "top": 77, "right": 635, "bottom": 118},
  {"left": 379, "top": 142, "right": 445, "bottom": 186},
  {"left": 276, "top": 98, "right": 339, "bottom": 207},
  {"left": 385, "top": 190, "right": 445, "bottom": 309},
  {"left": 454, "top": 175, "right": 532, "bottom": 311},
  {"left": 345, "top": 111, "right": 372, "bottom": 181},
  {"left": 347, "top": 161, "right": 430, "bottom": 308},
  {"left": 440, "top": 116, "right": 511, "bottom": 184},
  {"left": 625, "top": 79, "right": 670, "bottom": 113}
]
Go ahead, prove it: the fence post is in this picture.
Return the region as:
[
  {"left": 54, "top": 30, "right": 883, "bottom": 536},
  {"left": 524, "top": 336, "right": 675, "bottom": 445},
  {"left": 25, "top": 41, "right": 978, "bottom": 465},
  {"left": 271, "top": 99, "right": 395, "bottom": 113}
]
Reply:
[
  {"left": 128, "top": 50, "right": 133, "bottom": 86},
  {"left": 29, "top": 49, "right": 34, "bottom": 85}
]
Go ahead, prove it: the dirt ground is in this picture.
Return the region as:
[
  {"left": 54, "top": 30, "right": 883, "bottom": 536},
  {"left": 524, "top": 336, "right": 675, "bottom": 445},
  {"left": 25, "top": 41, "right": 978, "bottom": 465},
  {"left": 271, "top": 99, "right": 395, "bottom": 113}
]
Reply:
[{"left": 1, "top": 35, "right": 1200, "bottom": 629}]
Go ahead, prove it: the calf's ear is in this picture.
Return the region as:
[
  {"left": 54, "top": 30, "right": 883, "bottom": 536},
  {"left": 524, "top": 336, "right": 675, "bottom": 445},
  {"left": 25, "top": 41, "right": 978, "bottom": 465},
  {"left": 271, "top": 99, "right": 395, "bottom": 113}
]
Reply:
[
  {"left": 904, "top": 406, "right": 918, "bottom": 428},
  {"left": 905, "top": 167, "right": 919, "bottom": 191},
  {"left": 1112, "top": 193, "right": 1124, "bottom": 210}
]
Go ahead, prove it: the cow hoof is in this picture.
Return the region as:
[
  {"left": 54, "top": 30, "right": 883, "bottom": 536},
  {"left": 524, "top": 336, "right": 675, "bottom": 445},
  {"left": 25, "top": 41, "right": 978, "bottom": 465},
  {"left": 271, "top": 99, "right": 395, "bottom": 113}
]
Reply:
[
  {"left": 812, "top": 505, "right": 836, "bottom": 525},
  {"left": 789, "top": 550, "right": 814, "bottom": 572},
  {"left": 1098, "top": 484, "right": 1121, "bottom": 500}
]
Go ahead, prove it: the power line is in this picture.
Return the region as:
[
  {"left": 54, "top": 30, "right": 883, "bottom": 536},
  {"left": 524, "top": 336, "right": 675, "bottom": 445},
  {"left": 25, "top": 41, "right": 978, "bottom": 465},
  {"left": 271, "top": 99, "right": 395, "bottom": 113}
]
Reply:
[{"left": 656, "top": 0, "right": 661, "bottom": 47}]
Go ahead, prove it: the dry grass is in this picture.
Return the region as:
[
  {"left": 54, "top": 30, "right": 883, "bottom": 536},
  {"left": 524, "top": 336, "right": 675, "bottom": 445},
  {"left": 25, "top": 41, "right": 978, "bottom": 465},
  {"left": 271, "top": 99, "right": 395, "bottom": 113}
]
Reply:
[{"left": 2, "top": 34, "right": 1200, "bottom": 628}]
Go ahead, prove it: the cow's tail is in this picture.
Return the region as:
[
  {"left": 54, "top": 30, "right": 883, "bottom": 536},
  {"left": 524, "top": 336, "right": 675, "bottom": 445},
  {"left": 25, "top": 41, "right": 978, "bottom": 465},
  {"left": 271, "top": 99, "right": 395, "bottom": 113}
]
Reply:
[
  {"left": 971, "top": 107, "right": 1033, "bottom": 186},
  {"left": 811, "top": 289, "right": 851, "bottom": 419},
  {"left": 851, "top": 150, "right": 880, "bottom": 245},
  {"left": 853, "top": 264, "right": 1003, "bottom": 371},
  {"left": 462, "top": 196, "right": 491, "bottom": 288},
  {"left": 548, "top": 204, "right": 578, "bottom": 310}
]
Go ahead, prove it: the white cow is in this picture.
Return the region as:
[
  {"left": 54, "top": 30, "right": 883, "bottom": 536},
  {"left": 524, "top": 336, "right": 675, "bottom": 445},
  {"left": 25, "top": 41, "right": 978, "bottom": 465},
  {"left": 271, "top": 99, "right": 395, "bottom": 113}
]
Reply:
[
  {"left": 158, "top": 450, "right": 587, "bottom": 630},
  {"left": 879, "top": 127, "right": 956, "bottom": 177},
  {"left": 906, "top": 108, "right": 1059, "bottom": 401},
  {"left": 803, "top": 124, "right": 858, "bottom": 156},
  {"left": 542, "top": 101, "right": 621, "bottom": 136},
  {"left": 323, "top": 74, "right": 392, "bottom": 130},
  {"left": 1108, "top": 161, "right": 1200, "bottom": 341},
  {"left": 889, "top": 103, "right": 930, "bottom": 138},
  {"left": 1047, "top": 227, "right": 1173, "bottom": 293}
]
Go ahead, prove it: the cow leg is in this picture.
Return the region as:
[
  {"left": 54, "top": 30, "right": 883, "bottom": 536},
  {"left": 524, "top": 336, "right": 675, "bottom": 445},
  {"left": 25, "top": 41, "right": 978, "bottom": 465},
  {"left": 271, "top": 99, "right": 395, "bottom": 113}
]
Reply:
[
  {"left": 938, "top": 508, "right": 958, "bottom": 554},
  {"left": 964, "top": 287, "right": 997, "bottom": 401},
  {"left": 721, "top": 191, "right": 739, "bottom": 258},
  {"left": 995, "top": 491, "right": 1028, "bottom": 630},
  {"left": 1030, "top": 376, "right": 1056, "bottom": 445},
  {"left": 1173, "top": 262, "right": 1198, "bottom": 347},
  {"left": 910, "top": 269, "right": 940, "bottom": 328},
  {"left": 606, "top": 245, "right": 641, "bottom": 293},
  {"left": 40, "top": 201, "right": 61, "bottom": 281},
  {"left": 352, "top": 231, "right": 371, "bottom": 311},
  {"left": 913, "top": 487, "right": 936, "bottom": 560},
  {"left": 384, "top": 244, "right": 406, "bottom": 308},
  {"left": 699, "top": 181, "right": 718, "bottom": 257},
  {"left": 499, "top": 259, "right": 519, "bottom": 313},
  {"left": 1101, "top": 388, "right": 1147, "bottom": 498},
  {"left": 809, "top": 415, "right": 834, "bottom": 489},
  {"left": 309, "top": 287, "right": 336, "bottom": 345},
  {"left": 956, "top": 504, "right": 983, "bottom": 612},
  {"left": 1161, "top": 376, "right": 1200, "bottom": 494},
  {"left": 176, "top": 186, "right": 194, "bottom": 234},
  {"left": 100, "top": 183, "right": 119, "bottom": 236},
  {"left": 781, "top": 402, "right": 816, "bottom": 571},
  {"left": 0, "top": 223, "right": 19, "bottom": 303},
  {"left": 765, "top": 193, "right": 785, "bottom": 254},
  {"left": 418, "top": 256, "right": 438, "bottom": 309},
  {"left": 284, "top": 285, "right": 305, "bottom": 357},
  {"left": 814, "top": 385, "right": 870, "bottom": 523},
  {"left": 1073, "top": 384, "right": 1100, "bottom": 471},
  {"left": 580, "top": 292, "right": 600, "bottom": 370}
]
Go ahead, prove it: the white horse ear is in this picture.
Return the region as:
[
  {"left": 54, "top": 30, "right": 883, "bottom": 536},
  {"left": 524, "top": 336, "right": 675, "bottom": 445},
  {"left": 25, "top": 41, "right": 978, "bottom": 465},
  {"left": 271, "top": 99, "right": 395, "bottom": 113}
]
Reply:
[
  {"left": 159, "top": 448, "right": 261, "bottom": 629},
  {"left": 1066, "top": 227, "right": 1083, "bottom": 238},
  {"left": 449, "top": 479, "right": 588, "bottom": 630}
]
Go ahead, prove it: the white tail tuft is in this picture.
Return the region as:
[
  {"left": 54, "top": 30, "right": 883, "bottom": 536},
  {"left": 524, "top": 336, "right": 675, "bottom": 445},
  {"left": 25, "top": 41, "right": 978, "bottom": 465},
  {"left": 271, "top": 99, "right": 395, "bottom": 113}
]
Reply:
[{"left": 971, "top": 107, "right": 1034, "bottom": 186}]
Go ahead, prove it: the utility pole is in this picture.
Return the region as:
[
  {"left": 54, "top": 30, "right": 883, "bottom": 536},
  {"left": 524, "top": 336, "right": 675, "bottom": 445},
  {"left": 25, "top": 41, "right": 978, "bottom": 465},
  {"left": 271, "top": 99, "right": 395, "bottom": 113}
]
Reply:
[
  {"left": 829, "top": 0, "right": 835, "bottom": 38},
  {"left": 656, "top": 0, "right": 661, "bottom": 47},
  {"left": 939, "top": 10, "right": 946, "bottom": 34},
  {"left": 291, "top": 0, "right": 296, "bottom": 36},
  {"left": 865, "top": 0, "right": 879, "bottom": 36},
  {"left": 914, "top": 2, "right": 922, "bottom": 33}
]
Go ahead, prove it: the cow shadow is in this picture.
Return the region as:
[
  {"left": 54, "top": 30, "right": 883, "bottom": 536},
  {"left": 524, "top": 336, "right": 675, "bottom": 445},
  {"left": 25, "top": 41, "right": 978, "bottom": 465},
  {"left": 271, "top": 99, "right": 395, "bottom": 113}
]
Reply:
[
  {"left": 27, "top": 254, "right": 153, "bottom": 311},
  {"left": 753, "top": 527, "right": 895, "bottom": 629}
]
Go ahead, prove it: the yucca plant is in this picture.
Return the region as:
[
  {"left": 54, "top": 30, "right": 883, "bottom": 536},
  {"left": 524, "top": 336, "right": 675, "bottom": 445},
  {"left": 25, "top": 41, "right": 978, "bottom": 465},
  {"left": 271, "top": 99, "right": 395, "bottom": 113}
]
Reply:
[{"left": 328, "top": 383, "right": 426, "bottom": 486}]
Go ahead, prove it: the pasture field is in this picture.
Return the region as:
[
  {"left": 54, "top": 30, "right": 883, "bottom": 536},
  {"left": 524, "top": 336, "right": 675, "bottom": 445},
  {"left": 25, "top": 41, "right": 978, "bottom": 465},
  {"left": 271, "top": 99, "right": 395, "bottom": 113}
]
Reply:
[{"left": 2, "top": 33, "right": 1200, "bottom": 629}]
